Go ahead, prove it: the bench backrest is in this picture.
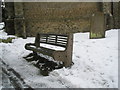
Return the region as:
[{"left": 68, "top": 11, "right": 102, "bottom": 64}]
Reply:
[{"left": 35, "top": 33, "right": 68, "bottom": 48}]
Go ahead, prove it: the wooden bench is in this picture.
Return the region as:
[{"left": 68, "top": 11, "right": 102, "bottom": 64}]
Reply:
[{"left": 25, "top": 33, "right": 73, "bottom": 67}]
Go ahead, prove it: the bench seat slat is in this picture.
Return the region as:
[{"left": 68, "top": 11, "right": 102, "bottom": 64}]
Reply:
[
  {"left": 47, "top": 40, "right": 55, "bottom": 42},
  {"left": 40, "top": 42, "right": 66, "bottom": 48},
  {"left": 57, "top": 43, "right": 66, "bottom": 46},
  {"left": 47, "top": 42, "right": 55, "bottom": 44},
  {"left": 40, "top": 38, "right": 47, "bottom": 40},
  {"left": 57, "top": 42, "right": 66, "bottom": 44},
  {"left": 48, "top": 38, "right": 55, "bottom": 40},
  {"left": 40, "top": 40, "right": 47, "bottom": 42},
  {"left": 57, "top": 39, "right": 67, "bottom": 42},
  {"left": 39, "top": 34, "right": 68, "bottom": 47}
]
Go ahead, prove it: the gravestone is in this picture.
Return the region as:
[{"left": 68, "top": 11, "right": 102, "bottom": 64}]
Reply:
[{"left": 90, "top": 12, "right": 106, "bottom": 39}]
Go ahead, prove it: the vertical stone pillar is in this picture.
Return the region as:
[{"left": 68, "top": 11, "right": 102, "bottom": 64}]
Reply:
[
  {"left": 103, "top": 2, "right": 113, "bottom": 30},
  {"left": 4, "top": 2, "right": 15, "bottom": 35},
  {"left": 90, "top": 12, "right": 106, "bottom": 39},
  {"left": 113, "top": 2, "right": 119, "bottom": 29},
  {"left": 0, "top": 1, "right": 2, "bottom": 23},
  {"left": 118, "top": 2, "right": 120, "bottom": 29},
  {"left": 1, "top": 2, "right": 5, "bottom": 22},
  {"left": 14, "top": 2, "right": 26, "bottom": 38}
]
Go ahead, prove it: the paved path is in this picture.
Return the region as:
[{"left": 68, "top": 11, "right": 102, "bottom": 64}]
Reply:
[{"left": 0, "top": 59, "right": 33, "bottom": 90}]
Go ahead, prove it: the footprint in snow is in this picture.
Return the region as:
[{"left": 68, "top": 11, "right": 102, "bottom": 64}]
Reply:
[
  {"left": 86, "top": 50, "right": 88, "bottom": 52},
  {"left": 76, "top": 56, "right": 80, "bottom": 58},
  {"left": 75, "top": 41, "right": 78, "bottom": 43},
  {"left": 85, "top": 45, "right": 90, "bottom": 47},
  {"left": 110, "top": 56, "right": 112, "bottom": 58},
  {"left": 92, "top": 41, "right": 96, "bottom": 43}
]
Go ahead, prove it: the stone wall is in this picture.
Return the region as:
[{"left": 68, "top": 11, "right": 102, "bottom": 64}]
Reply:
[
  {"left": 23, "top": 2, "right": 99, "bottom": 36},
  {"left": 4, "top": 2, "right": 119, "bottom": 37}
]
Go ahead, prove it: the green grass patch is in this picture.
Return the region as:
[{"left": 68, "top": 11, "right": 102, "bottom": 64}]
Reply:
[
  {"left": 0, "top": 37, "right": 15, "bottom": 43},
  {"left": 90, "top": 32, "right": 104, "bottom": 39}
]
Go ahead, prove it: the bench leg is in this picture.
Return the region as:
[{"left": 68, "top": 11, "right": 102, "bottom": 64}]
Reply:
[
  {"left": 53, "top": 34, "right": 73, "bottom": 67},
  {"left": 53, "top": 50, "right": 72, "bottom": 67}
]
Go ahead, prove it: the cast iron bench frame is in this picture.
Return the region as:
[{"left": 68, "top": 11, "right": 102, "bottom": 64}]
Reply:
[{"left": 25, "top": 33, "right": 73, "bottom": 67}]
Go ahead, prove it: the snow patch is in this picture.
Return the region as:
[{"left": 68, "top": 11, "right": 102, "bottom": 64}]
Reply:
[{"left": 0, "top": 28, "right": 118, "bottom": 88}]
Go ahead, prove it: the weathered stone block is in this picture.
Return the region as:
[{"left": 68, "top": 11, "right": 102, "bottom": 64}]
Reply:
[
  {"left": 0, "top": 1, "right": 2, "bottom": 22},
  {"left": 14, "top": 18, "right": 26, "bottom": 38},
  {"left": 4, "top": 2, "right": 15, "bottom": 35},
  {"left": 5, "top": 19, "right": 15, "bottom": 35},
  {"left": 14, "top": 2, "right": 26, "bottom": 38},
  {"left": 118, "top": 2, "right": 120, "bottom": 29},
  {"left": 14, "top": 2, "right": 24, "bottom": 18},
  {"left": 90, "top": 12, "right": 106, "bottom": 39},
  {"left": 113, "top": 2, "right": 119, "bottom": 29}
]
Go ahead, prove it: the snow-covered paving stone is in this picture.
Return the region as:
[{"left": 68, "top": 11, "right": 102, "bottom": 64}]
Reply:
[{"left": 0, "top": 29, "right": 118, "bottom": 88}]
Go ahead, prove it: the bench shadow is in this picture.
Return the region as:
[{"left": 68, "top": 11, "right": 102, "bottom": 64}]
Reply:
[{"left": 23, "top": 53, "right": 64, "bottom": 76}]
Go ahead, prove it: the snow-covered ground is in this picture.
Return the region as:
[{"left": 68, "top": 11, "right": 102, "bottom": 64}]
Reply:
[{"left": 0, "top": 24, "right": 118, "bottom": 88}]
